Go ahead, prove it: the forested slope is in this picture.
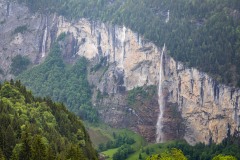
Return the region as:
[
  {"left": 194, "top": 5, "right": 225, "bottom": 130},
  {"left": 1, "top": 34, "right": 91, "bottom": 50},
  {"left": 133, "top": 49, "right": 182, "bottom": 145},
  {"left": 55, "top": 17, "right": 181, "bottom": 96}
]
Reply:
[
  {"left": 17, "top": 38, "right": 98, "bottom": 123},
  {"left": 138, "top": 134, "right": 240, "bottom": 160},
  {"left": 0, "top": 80, "right": 98, "bottom": 160},
  {"left": 17, "top": 0, "right": 240, "bottom": 86}
]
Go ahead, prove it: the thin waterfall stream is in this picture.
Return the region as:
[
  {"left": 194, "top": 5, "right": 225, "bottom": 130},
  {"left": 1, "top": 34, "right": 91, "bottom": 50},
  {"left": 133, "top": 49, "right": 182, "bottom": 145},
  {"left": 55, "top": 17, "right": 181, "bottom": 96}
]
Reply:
[
  {"left": 41, "top": 17, "right": 48, "bottom": 58},
  {"left": 156, "top": 44, "right": 166, "bottom": 143},
  {"left": 121, "top": 26, "right": 126, "bottom": 67}
]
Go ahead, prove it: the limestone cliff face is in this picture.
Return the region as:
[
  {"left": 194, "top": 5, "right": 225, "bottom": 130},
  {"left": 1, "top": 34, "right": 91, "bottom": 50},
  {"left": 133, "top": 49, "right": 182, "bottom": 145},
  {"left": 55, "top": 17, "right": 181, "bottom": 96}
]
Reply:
[
  {"left": 56, "top": 18, "right": 159, "bottom": 89},
  {"left": 161, "top": 50, "right": 240, "bottom": 145},
  {"left": 0, "top": 0, "right": 239, "bottom": 144},
  {"left": 165, "top": 59, "right": 240, "bottom": 144},
  {"left": 56, "top": 18, "right": 162, "bottom": 142},
  {"left": 56, "top": 18, "right": 240, "bottom": 144},
  {"left": 0, "top": 0, "right": 56, "bottom": 79}
]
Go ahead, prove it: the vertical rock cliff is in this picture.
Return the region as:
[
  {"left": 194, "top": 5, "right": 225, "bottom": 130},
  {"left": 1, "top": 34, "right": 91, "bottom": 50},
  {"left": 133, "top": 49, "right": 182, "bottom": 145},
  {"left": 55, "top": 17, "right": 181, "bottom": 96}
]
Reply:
[
  {"left": 0, "top": 0, "right": 55, "bottom": 78},
  {"left": 0, "top": 0, "right": 239, "bottom": 145},
  {"left": 56, "top": 18, "right": 240, "bottom": 145}
]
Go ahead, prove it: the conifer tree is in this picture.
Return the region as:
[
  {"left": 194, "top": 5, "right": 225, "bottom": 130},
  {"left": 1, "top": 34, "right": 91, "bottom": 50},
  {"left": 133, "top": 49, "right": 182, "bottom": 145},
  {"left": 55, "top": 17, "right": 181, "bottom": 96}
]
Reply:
[{"left": 31, "top": 135, "right": 47, "bottom": 160}]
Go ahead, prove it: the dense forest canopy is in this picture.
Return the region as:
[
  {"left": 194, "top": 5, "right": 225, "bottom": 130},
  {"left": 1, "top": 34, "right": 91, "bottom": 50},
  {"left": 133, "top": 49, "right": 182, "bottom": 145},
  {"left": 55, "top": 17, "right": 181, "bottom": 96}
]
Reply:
[
  {"left": 0, "top": 80, "right": 98, "bottom": 160},
  {"left": 17, "top": 0, "right": 240, "bottom": 86},
  {"left": 140, "top": 132, "right": 240, "bottom": 160}
]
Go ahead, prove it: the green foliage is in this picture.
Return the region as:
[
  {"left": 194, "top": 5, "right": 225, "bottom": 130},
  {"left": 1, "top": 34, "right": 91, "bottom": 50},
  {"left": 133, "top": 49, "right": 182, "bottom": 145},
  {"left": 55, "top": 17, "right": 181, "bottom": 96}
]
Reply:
[
  {"left": 127, "top": 85, "right": 156, "bottom": 106},
  {"left": 212, "top": 154, "right": 237, "bottom": 160},
  {"left": 0, "top": 80, "right": 98, "bottom": 160},
  {"left": 0, "top": 148, "right": 6, "bottom": 160},
  {"left": 17, "top": 43, "right": 98, "bottom": 123},
  {"left": 31, "top": 135, "right": 47, "bottom": 160},
  {"left": 98, "top": 134, "right": 135, "bottom": 152},
  {"left": 112, "top": 144, "right": 134, "bottom": 160},
  {"left": 12, "top": 25, "right": 27, "bottom": 35},
  {"left": 0, "top": 83, "right": 22, "bottom": 100},
  {"left": 10, "top": 55, "right": 31, "bottom": 76},
  {"left": 17, "top": 0, "right": 240, "bottom": 86},
  {"left": 127, "top": 87, "right": 147, "bottom": 106},
  {"left": 146, "top": 148, "right": 187, "bottom": 160},
  {"left": 139, "top": 153, "right": 142, "bottom": 160},
  {"left": 163, "top": 133, "right": 240, "bottom": 160},
  {"left": 97, "top": 127, "right": 145, "bottom": 159},
  {"left": 57, "top": 32, "right": 67, "bottom": 41},
  {"left": 134, "top": 133, "right": 240, "bottom": 160}
]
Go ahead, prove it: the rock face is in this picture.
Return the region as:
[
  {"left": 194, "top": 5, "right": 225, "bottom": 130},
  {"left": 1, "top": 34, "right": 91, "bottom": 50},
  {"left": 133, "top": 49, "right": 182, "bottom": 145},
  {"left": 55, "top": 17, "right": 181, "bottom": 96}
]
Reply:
[
  {"left": 57, "top": 18, "right": 240, "bottom": 144},
  {"left": 163, "top": 56, "right": 240, "bottom": 144},
  {"left": 0, "top": 0, "right": 239, "bottom": 145},
  {"left": 0, "top": 0, "right": 56, "bottom": 79}
]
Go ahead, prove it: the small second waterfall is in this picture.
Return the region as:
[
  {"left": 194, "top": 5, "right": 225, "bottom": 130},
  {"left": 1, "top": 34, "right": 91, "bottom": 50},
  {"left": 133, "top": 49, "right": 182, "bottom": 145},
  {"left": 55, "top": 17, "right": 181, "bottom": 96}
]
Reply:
[
  {"left": 121, "top": 26, "right": 126, "bottom": 67},
  {"left": 166, "top": 10, "right": 170, "bottom": 23},
  {"left": 156, "top": 44, "right": 166, "bottom": 143},
  {"left": 41, "top": 18, "right": 48, "bottom": 58}
]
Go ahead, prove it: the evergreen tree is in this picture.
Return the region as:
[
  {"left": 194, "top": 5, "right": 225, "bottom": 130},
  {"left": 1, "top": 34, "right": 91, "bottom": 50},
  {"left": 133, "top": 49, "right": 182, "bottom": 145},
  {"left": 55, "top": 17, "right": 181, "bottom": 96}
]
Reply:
[
  {"left": 0, "top": 81, "right": 97, "bottom": 160},
  {"left": 31, "top": 135, "right": 47, "bottom": 160},
  {"left": 4, "top": 126, "right": 16, "bottom": 159},
  {"left": 0, "top": 149, "right": 5, "bottom": 160},
  {"left": 18, "top": 131, "right": 32, "bottom": 160}
]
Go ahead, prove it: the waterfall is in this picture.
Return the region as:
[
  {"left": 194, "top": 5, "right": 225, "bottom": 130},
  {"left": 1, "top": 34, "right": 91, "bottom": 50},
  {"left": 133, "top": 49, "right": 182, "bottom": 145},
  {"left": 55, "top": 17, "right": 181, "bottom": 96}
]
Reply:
[
  {"left": 166, "top": 10, "right": 170, "bottom": 23},
  {"left": 112, "top": 26, "right": 116, "bottom": 62},
  {"left": 41, "top": 17, "right": 48, "bottom": 58},
  {"left": 121, "top": 26, "right": 126, "bottom": 67},
  {"left": 139, "top": 36, "right": 142, "bottom": 46},
  {"left": 156, "top": 43, "right": 166, "bottom": 143}
]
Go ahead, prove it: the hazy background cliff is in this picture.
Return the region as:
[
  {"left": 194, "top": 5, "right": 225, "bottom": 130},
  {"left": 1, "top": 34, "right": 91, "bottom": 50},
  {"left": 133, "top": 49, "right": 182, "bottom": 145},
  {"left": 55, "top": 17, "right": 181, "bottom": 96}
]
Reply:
[{"left": 0, "top": 0, "right": 240, "bottom": 145}]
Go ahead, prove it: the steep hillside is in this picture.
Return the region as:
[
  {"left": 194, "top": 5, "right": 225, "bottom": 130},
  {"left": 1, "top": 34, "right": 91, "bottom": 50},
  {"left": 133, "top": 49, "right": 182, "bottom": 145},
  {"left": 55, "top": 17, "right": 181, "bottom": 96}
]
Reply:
[
  {"left": 17, "top": 41, "right": 98, "bottom": 123},
  {"left": 0, "top": 80, "right": 98, "bottom": 159}
]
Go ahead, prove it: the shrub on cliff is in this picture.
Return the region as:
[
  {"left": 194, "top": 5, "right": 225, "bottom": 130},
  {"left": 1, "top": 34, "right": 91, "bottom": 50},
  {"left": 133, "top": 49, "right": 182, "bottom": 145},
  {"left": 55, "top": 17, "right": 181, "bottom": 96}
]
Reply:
[{"left": 10, "top": 55, "right": 31, "bottom": 76}]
